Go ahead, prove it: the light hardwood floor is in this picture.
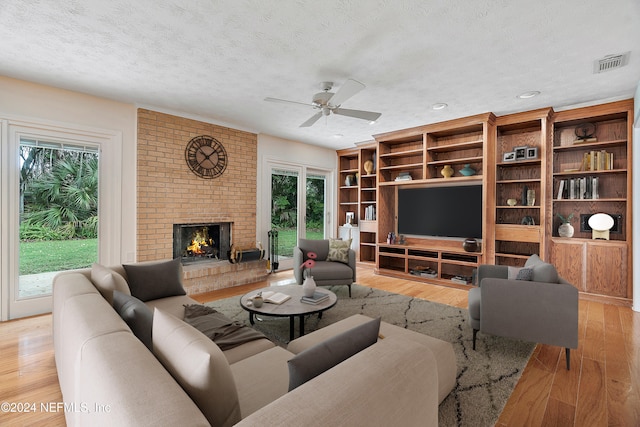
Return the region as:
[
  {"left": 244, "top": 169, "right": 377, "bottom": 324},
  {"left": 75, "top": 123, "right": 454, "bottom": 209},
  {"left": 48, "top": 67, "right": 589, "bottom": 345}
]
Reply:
[{"left": 1, "top": 266, "right": 638, "bottom": 426}]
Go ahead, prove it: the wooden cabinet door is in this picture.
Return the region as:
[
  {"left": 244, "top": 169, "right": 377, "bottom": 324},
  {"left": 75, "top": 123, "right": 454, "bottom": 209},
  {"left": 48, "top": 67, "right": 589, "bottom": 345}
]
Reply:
[
  {"left": 585, "top": 241, "right": 627, "bottom": 298},
  {"left": 550, "top": 239, "right": 584, "bottom": 291}
]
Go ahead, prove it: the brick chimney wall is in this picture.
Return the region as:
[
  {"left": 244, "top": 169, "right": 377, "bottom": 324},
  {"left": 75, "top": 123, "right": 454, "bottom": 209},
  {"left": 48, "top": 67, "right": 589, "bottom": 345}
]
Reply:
[{"left": 136, "top": 109, "right": 258, "bottom": 263}]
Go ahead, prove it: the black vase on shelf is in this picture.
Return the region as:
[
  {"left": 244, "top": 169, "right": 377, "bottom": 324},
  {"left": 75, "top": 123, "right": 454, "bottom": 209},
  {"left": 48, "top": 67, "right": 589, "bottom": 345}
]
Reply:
[{"left": 521, "top": 185, "right": 528, "bottom": 206}]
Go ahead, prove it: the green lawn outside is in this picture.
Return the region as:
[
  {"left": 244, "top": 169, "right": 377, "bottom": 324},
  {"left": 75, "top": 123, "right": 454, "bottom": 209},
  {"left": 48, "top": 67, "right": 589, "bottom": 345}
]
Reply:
[
  {"left": 20, "top": 239, "right": 98, "bottom": 275},
  {"left": 19, "top": 230, "right": 322, "bottom": 274},
  {"left": 275, "top": 228, "right": 324, "bottom": 257}
]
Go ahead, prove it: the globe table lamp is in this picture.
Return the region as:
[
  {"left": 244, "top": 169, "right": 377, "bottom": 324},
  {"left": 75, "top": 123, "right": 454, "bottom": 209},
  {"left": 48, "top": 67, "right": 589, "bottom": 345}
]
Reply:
[{"left": 588, "top": 213, "right": 614, "bottom": 240}]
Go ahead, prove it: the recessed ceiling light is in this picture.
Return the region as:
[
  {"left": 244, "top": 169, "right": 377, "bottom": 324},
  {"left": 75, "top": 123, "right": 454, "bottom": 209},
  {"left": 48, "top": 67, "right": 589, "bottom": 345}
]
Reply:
[
  {"left": 516, "top": 91, "right": 541, "bottom": 99},
  {"left": 432, "top": 103, "right": 448, "bottom": 110},
  {"left": 333, "top": 133, "right": 343, "bottom": 138},
  {"left": 369, "top": 120, "right": 378, "bottom": 125}
]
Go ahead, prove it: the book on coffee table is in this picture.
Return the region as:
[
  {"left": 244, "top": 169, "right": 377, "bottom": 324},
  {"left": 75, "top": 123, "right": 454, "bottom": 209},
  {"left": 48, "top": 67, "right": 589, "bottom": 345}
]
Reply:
[
  {"left": 257, "top": 291, "right": 291, "bottom": 305},
  {"left": 301, "top": 291, "right": 330, "bottom": 305}
]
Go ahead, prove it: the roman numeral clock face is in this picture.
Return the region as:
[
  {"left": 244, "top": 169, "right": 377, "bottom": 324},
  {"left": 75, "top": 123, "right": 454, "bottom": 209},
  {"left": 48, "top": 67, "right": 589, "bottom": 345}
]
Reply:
[{"left": 185, "top": 135, "right": 228, "bottom": 179}]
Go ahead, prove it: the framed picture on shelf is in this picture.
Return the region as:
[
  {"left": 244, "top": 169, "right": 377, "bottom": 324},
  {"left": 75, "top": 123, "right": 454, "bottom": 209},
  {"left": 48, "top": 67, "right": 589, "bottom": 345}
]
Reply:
[
  {"left": 503, "top": 151, "right": 516, "bottom": 162},
  {"left": 526, "top": 147, "right": 538, "bottom": 159},
  {"left": 345, "top": 211, "right": 355, "bottom": 225},
  {"left": 514, "top": 146, "right": 527, "bottom": 161}
]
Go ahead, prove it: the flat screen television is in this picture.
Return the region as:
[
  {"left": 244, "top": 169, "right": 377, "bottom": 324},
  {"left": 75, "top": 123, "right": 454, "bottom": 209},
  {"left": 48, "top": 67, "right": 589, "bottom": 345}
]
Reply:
[{"left": 397, "top": 184, "right": 483, "bottom": 239}]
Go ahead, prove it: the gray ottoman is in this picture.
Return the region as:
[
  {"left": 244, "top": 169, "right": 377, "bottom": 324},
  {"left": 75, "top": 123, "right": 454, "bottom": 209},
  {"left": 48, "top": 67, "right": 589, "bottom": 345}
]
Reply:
[{"left": 287, "top": 314, "right": 456, "bottom": 404}]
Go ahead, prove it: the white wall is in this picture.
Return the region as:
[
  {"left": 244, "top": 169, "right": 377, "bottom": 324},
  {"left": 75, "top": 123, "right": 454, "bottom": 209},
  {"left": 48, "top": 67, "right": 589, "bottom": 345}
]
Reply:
[
  {"left": 633, "top": 81, "right": 640, "bottom": 312},
  {"left": 256, "top": 134, "right": 338, "bottom": 248},
  {"left": 0, "top": 76, "right": 137, "bottom": 264}
]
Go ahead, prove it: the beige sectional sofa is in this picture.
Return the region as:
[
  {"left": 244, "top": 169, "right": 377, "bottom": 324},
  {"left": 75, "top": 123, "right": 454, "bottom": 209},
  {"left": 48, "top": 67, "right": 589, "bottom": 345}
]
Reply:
[{"left": 53, "top": 262, "right": 455, "bottom": 426}]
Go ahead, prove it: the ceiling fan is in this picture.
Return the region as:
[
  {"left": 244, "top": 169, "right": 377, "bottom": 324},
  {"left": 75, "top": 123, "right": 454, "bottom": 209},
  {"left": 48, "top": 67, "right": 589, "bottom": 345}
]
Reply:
[{"left": 264, "top": 79, "right": 382, "bottom": 127}]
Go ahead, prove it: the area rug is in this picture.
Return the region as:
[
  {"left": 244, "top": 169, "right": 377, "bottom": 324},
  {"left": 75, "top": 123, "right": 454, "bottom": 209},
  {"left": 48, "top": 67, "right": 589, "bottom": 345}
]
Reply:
[{"left": 206, "top": 284, "right": 535, "bottom": 427}]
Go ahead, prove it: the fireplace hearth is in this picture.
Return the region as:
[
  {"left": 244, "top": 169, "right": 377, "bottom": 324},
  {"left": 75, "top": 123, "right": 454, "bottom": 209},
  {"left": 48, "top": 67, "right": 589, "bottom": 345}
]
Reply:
[{"left": 173, "top": 222, "right": 231, "bottom": 264}]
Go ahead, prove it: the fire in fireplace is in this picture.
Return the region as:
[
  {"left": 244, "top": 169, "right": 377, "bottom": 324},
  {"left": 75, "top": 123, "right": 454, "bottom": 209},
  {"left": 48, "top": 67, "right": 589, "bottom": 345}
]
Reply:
[{"left": 173, "top": 222, "right": 231, "bottom": 264}]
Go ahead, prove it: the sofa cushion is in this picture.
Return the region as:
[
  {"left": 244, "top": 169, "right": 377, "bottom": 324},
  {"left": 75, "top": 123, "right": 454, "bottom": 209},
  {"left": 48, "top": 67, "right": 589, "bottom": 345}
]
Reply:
[
  {"left": 307, "top": 261, "right": 353, "bottom": 281},
  {"left": 297, "top": 238, "right": 329, "bottom": 261},
  {"left": 327, "top": 238, "right": 351, "bottom": 264},
  {"left": 524, "top": 254, "right": 559, "bottom": 283},
  {"left": 288, "top": 317, "right": 381, "bottom": 391},
  {"left": 152, "top": 308, "right": 242, "bottom": 427},
  {"left": 112, "top": 291, "right": 153, "bottom": 350},
  {"left": 123, "top": 258, "right": 186, "bottom": 302},
  {"left": 183, "top": 304, "right": 267, "bottom": 350},
  {"left": 91, "top": 263, "right": 130, "bottom": 304}
]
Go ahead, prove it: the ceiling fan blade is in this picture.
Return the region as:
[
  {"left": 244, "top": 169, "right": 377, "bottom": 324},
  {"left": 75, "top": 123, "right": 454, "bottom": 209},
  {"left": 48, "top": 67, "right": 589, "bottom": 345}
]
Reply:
[
  {"left": 328, "top": 79, "right": 365, "bottom": 107},
  {"left": 333, "top": 108, "right": 381, "bottom": 122},
  {"left": 299, "top": 111, "right": 323, "bottom": 127},
  {"left": 264, "top": 97, "right": 313, "bottom": 108}
]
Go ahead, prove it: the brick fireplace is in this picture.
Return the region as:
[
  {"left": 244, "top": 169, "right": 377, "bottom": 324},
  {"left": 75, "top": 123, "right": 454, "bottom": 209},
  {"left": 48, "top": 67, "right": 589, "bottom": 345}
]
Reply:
[
  {"left": 136, "top": 109, "right": 267, "bottom": 294},
  {"left": 173, "top": 222, "right": 232, "bottom": 263}
]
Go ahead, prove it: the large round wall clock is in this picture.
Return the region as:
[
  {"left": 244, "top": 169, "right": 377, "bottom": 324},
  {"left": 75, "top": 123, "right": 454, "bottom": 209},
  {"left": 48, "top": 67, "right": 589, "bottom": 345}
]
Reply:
[{"left": 185, "top": 135, "right": 228, "bottom": 179}]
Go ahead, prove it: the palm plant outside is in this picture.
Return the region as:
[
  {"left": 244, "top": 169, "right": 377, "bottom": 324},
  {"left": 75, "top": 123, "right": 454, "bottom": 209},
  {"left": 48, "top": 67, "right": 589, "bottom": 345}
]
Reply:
[{"left": 20, "top": 146, "right": 98, "bottom": 275}]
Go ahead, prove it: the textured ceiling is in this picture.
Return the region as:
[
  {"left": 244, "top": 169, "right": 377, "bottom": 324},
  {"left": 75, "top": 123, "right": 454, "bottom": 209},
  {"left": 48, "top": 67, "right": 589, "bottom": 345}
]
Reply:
[{"left": 1, "top": 0, "right": 639, "bottom": 149}]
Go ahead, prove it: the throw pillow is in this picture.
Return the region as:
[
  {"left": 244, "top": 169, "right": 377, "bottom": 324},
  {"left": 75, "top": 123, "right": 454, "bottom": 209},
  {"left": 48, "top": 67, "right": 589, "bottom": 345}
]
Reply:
[
  {"left": 112, "top": 290, "right": 153, "bottom": 350},
  {"left": 152, "top": 308, "right": 241, "bottom": 427},
  {"left": 507, "top": 266, "right": 521, "bottom": 280},
  {"left": 123, "top": 257, "right": 186, "bottom": 302},
  {"left": 183, "top": 304, "right": 267, "bottom": 350},
  {"left": 288, "top": 317, "right": 381, "bottom": 391},
  {"left": 523, "top": 254, "right": 559, "bottom": 283},
  {"left": 326, "top": 238, "right": 351, "bottom": 264},
  {"left": 91, "top": 263, "right": 131, "bottom": 304},
  {"left": 515, "top": 268, "right": 533, "bottom": 281}
]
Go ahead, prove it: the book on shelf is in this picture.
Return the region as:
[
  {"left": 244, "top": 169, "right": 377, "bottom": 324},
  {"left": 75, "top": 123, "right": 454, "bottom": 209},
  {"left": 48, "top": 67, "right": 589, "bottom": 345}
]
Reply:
[
  {"left": 580, "top": 150, "right": 613, "bottom": 172},
  {"left": 450, "top": 276, "right": 470, "bottom": 285},
  {"left": 364, "top": 204, "right": 376, "bottom": 220},
  {"left": 254, "top": 290, "right": 291, "bottom": 305},
  {"left": 410, "top": 267, "right": 437, "bottom": 278},
  {"left": 394, "top": 172, "right": 412, "bottom": 181},
  {"left": 301, "top": 291, "right": 330, "bottom": 305},
  {"left": 559, "top": 177, "right": 599, "bottom": 200}
]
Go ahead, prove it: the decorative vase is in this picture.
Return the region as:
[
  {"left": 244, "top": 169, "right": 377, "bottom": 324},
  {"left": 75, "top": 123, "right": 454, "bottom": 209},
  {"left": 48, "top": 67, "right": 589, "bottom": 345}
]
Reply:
[
  {"left": 302, "top": 274, "right": 316, "bottom": 297},
  {"left": 441, "top": 165, "right": 454, "bottom": 178},
  {"left": 558, "top": 223, "right": 574, "bottom": 238},
  {"left": 462, "top": 238, "right": 478, "bottom": 252},
  {"left": 345, "top": 175, "right": 355, "bottom": 186},
  {"left": 459, "top": 164, "right": 476, "bottom": 176},
  {"left": 507, "top": 198, "right": 517, "bottom": 206},
  {"left": 364, "top": 160, "right": 374, "bottom": 175},
  {"left": 527, "top": 189, "right": 536, "bottom": 206}
]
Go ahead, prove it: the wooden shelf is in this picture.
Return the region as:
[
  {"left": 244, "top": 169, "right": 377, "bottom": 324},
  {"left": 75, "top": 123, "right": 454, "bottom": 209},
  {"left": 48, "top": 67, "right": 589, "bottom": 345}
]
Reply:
[
  {"left": 553, "top": 169, "right": 626, "bottom": 177},
  {"left": 428, "top": 156, "right": 483, "bottom": 166},
  {"left": 426, "top": 139, "right": 483, "bottom": 152},
  {"left": 553, "top": 198, "right": 625, "bottom": 202},
  {"left": 379, "top": 148, "right": 423, "bottom": 158},
  {"left": 553, "top": 139, "right": 627, "bottom": 152}
]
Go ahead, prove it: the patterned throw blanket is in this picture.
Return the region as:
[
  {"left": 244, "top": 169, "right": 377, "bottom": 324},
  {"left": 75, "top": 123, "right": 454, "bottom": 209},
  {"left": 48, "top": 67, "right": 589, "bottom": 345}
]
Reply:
[{"left": 183, "top": 304, "right": 267, "bottom": 350}]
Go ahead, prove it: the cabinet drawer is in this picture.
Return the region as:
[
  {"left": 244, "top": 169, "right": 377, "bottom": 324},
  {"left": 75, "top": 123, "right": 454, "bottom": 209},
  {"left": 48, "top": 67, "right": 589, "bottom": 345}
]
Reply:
[{"left": 495, "top": 224, "right": 540, "bottom": 243}]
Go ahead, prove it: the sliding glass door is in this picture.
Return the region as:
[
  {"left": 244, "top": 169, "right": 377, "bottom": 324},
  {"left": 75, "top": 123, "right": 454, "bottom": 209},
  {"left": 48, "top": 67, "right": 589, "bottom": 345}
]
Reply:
[{"left": 268, "top": 164, "right": 330, "bottom": 270}]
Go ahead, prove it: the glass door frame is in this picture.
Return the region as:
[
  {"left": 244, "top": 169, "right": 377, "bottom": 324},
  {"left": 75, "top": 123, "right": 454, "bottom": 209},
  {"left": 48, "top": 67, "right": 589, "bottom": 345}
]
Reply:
[
  {"left": 1, "top": 117, "right": 122, "bottom": 320},
  {"left": 263, "top": 160, "right": 332, "bottom": 271}
]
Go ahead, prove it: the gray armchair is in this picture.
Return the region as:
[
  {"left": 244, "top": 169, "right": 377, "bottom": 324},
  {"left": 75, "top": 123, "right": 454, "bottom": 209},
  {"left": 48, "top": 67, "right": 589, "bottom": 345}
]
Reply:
[
  {"left": 293, "top": 239, "right": 356, "bottom": 297},
  {"left": 468, "top": 255, "right": 578, "bottom": 370}
]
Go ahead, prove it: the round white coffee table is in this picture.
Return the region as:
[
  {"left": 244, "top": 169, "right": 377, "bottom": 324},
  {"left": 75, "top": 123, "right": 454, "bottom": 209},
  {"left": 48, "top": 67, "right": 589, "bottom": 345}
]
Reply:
[{"left": 240, "top": 284, "right": 337, "bottom": 341}]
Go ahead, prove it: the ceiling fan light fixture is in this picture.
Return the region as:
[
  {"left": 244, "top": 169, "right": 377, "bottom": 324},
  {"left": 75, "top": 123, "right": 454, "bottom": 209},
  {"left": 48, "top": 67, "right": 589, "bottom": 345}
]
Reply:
[
  {"left": 517, "top": 91, "right": 540, "bottom": 99},
  {"left": 431, "top": 103, "right": 448, "bottom": 110}
]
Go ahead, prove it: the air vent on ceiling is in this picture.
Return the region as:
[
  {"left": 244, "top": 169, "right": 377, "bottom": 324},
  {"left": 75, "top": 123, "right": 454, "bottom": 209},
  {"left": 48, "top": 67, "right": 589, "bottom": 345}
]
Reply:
[{"left": 593, "top": 52, "right": 630, "bottom": 73}]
